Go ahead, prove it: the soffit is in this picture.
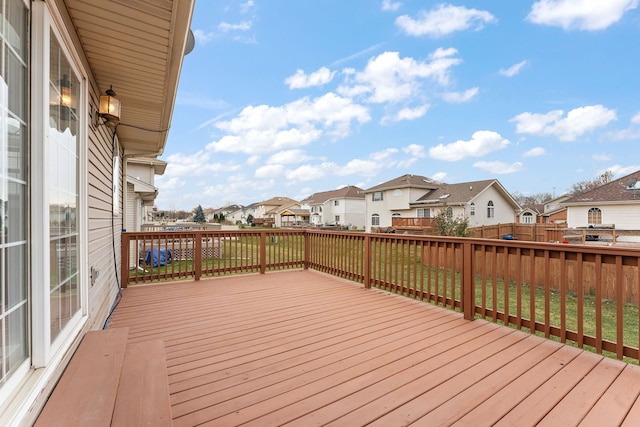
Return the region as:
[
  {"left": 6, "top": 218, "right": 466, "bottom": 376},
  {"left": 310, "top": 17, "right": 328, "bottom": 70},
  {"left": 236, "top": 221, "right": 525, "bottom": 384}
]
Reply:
[{"left": 63, "top": 0, "right": 195, "bottom": 156}]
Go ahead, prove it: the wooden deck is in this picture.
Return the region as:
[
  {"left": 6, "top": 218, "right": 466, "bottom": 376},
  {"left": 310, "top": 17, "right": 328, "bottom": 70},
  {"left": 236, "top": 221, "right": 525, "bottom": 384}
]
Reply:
[{"left": 103, "top": 269, "right": 640, "bottom": 426}]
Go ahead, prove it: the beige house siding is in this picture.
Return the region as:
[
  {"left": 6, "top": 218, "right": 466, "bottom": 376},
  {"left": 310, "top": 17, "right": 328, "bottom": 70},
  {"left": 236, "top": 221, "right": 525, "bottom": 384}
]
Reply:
[
  {"left": 468, "top": 186, "right": 516, "bottom": 227},
  {"left": 567, "top": 204, "right": 640, "bottom": 229},
  {"left": 86, "top": 125, "right": 122, "bottom": 332}
]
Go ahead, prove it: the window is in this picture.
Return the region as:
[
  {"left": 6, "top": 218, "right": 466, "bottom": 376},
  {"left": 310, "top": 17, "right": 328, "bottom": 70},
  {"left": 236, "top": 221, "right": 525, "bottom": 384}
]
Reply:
[
  {"left": 392, "top": 189, "right": 402, "bottom": 196},
  {"left": 0, "top": 0, "right": 29, "bottom": 385},
  {"left": 446, "top": 207, "right": 453, "bottom": 216},
  {"left": 48, "top": 30, "right": 82, "bottom": 344},
  {"left": 371, "top": 214, "right": 380, "bottom": 226},
  {"left": 487, "top": 201, "right": 494, "bottom": 218},
  {"left": 372, "top": 191, "right": 383, "bottom": 201},
  {"left": 392, "top": 213, "right": 400, "bottom": 217},
  {"left": 522, "top": 212, "right": 534, "bottom": 224},
  {"left": 417, "top": 208, "right": 430, "bottom": 218},
  {"left": 588, "top": 207, "right": 602, "bottom": 224},
  {"left": 470, "top": 202, "right": 475, "bottom": 216},
  {"left": 334, "top": 200, "right": 339, "bottom": 206}
]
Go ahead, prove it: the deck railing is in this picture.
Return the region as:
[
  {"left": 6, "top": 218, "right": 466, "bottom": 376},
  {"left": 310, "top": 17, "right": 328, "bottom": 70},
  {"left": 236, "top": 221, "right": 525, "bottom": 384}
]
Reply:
[{"left": 121, "top": 230, "right": 640, "bottom": 362}]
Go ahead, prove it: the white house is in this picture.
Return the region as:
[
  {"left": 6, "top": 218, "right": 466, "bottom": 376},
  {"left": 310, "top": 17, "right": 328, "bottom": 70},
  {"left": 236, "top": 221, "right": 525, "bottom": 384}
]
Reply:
[
  {"left": 364, "top": 174, "right": 521, "bottom": 232},
  {"left": 125, "top": 157, "right": 166, "bottom": 231},
  {"left": 564, "top": 170, "right": 640, "bottom": 230},
  {"left": 300, "top": 185, "right": 366, "bottom": 229},
  {"left": 0, "top": 1, "right": 194, "bottom": 425}
]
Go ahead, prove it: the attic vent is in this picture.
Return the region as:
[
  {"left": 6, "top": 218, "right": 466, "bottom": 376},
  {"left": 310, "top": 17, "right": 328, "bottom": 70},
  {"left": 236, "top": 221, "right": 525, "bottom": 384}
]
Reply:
[{"left": 439, "top": 194, "right": 450, "bottom": 199}]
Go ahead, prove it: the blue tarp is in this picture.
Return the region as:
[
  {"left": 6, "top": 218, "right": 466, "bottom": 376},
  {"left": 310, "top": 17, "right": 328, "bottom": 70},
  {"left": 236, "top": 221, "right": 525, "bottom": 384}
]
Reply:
[{"left": 145, "top": 248, "right": 172, "bottom": 267}]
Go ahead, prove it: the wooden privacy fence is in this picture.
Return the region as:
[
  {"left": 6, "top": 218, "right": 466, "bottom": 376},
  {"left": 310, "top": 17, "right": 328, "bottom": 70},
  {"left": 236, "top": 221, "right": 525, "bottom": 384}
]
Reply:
[
  {"left": 122, "top": 230, "right": 640, "bottom": 362},
  {"left": 470, "top": 223, "right": 563, "bottom": 241}
]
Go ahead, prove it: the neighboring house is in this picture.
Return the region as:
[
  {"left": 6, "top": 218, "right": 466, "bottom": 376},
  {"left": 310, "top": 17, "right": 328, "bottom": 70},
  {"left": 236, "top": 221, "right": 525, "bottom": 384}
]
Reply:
[
  {"left": 252, "top": 197, "right": 300, "bottom": 227},
  {"left": 277, "top": 206, "right": 310, "bottom": 227},
  {"left": 563, "top": 170, "right": 640, "bottom": 230},
  {"left": 364, "top": 174, "right": 521, "bottom": 232},
  {"left": 518, "top": 195, "right": 569, "bottom": 225},
  {"left": 206, "top": 204, "right": 243, "bottom": 223},
  {"left": 365, "top": 174, "right": 442, "bottom": 232},
  {"left": 0, "top": 1, "right": 195, "bottom": 425},
  {"left": 125, "top": 157, "right": 167, "bottom": 231},
  {"left": 300, "top": 185, "right": 366, "bottom": 228},
  {"left": 226, "top": 205, "right": 250, "bottom": 224}
]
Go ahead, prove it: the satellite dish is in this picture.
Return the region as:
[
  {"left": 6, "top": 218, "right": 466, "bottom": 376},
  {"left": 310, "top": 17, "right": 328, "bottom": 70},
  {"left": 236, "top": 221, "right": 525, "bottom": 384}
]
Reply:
[
  {"left": 184, "top": 29, "right": 195, "bottom": 56},
  {"left": 627, "top": 178, "right": 638, "bottom": 189}
]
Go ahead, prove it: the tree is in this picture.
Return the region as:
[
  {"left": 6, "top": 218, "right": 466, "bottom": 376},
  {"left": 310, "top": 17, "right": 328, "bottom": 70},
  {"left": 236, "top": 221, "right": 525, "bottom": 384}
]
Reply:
[
  {"left": 511, "top": 191, "right": 553, "bottom": 206},
  {"left": 434, "top": 208, "right": 472, "bottom": 237},
  {"left": 193, "top": 205, "right": 206, "bottom": 223},
  {"left": 569, "top": 171, "right": 613, "bottom": 196}
]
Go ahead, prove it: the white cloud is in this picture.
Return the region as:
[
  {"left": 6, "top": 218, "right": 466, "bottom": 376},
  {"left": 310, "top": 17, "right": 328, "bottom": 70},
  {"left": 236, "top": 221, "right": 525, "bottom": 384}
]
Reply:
[
  {"left": 192, "top": 29, "right": 217, "bottom": 46},
  {"left": 382, "top": 0, "right": 401, "bottom": 12},
  {"left": 396, "top": 4, "right": 496, "bottom": 38},
  {"left": 218, "top": 21, "right": 252, "bottom": 32},
  {"left": 402, "top": 144, "right": 427, "bottom": 158},
  {"left": 432, "top": 172, "right": 448, "bottom": 182},
  {"left": 383, "top": 105, "right": 430, "bottom": 123},
  {"left": 156, "top": 176, "right": 185, "bottom": 191},
  {"left": 442, "top": 87, "right": 479, "bottom": 103},
  {"left": 632, "top": 112, "right": 640, "bottom": 124},
  {"left": 285, "top": 163, "right": 339, "bottom": 182},
  {"left": 600, "top": 164, "right": 640, "bottom": 177},
  {"left": 266, "top": 150, "right": 312, "bottom": 164},
  {"left": 511, "top": 105, "right": 617, "bottom": 141},
  {"left": 240, "top": 1, "right": 255, "bottom": 14},
  {"left": 247, "top": 155, "right": 260, "bottom": 166},
  {"left": 592, "top": 153, "right": 612, "bottom": 161},
  {"left": 338, "top": 49, "right": 462, "bottom": 104},
  {"left": 527, "top": 0, "right": 639, "bottom": 30},
  {"left": 162, "top": 151, "right": 241, "bottom": 178},
  {"left": 428, "top": 131, "right": 510, "bottom": 161},
  {"left": 255, "top": 164, "right": 285, "bottom": 178},
  {"left": 285, "top": 67, "right": 336, "bottom": 89},
  {"left": 207, "top": 93, "right": 371, "bottom": 154},
  {"left": 499, "top": 60, "right": 528, "bottom": 77},
  {"left": 523, "top": 147, "right": 546, "bottom": 157},
  {"left": 473, "top": 161, "right": 524, "bottom": 174}
]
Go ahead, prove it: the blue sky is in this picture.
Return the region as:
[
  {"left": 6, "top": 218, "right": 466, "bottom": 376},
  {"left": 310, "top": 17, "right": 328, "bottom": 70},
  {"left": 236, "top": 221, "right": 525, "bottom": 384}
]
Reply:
[{"left": 157, "top": 0, "right": 640, "bottom": 211}]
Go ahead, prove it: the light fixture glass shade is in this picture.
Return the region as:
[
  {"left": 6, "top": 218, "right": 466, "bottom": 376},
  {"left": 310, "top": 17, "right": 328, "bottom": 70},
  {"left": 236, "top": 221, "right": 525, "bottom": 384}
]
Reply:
[{"left": 99, "top": 90, "right": 121, "bottom": 121}]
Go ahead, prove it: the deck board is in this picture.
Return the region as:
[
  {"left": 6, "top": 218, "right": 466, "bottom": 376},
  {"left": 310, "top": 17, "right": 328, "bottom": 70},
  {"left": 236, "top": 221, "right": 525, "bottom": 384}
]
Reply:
[{"left": 106, "top": 270, "right": 640, "bottom": 426}]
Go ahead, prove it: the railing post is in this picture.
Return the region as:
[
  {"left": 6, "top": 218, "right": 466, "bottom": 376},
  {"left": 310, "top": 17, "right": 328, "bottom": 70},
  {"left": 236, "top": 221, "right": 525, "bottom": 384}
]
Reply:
[
  {"left": 121, "top": 232, "right": 129, "bottom": 288},
  {"left": 462, "top": 241, "right": 474, "bottom": 320},
  {"left": 260, "top": 231, "right": 267, "bottom": 274},
  {"left": 364, "top": 234, "right": 371, "bottom": 288},
  {"left": 194, "top": 231, "right": 202, "bottom": 281},
  {"left": 303, "top": 231, "right": 309, "bottom": 270}
]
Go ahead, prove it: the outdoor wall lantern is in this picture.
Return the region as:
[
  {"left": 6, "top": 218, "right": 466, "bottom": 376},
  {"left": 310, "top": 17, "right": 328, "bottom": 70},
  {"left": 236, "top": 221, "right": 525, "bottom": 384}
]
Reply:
[
  {"left": 59, "top": 74, "right": 74, "bottom": 109},
  {"left": 99, "top": 85, "right": 121, "bottom": 123}
]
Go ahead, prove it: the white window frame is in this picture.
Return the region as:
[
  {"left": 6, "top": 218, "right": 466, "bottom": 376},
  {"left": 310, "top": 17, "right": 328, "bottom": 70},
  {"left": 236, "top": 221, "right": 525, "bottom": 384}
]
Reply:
[
  {"left": 417, "top": 208, "right": 430, "bottom": 218},
  {"left": 372, "top": 191, "right": 383, "bottom": 202},
  {"left": 487, "top": 200, "right": 495, "bottom": 219},
  {"left": 31, "top": 1, "right": 88, "bottom": 367},
  {"left": 371, "top": 214, "right": 380, "bottom": 226},
  {"left": 522, "top": 212, "right": 534, "bottom": 224}
]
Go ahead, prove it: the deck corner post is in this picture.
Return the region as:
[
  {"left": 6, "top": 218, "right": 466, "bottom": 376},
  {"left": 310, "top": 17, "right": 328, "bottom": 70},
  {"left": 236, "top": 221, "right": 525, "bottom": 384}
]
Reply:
[
  {"left": 364, "top": 234, "right": 371, "bottom": 288},
  {"left": 260, "top": 231, "right": 267, "bottom": 274},
  {"left": 303, "top": 231, "right": 310, "bottom": 270},
  {"left": 194, "top": 231, "right": 202, "bottom": 281},
  {"left": 121, "top": 232, "right": 129, "bottom": 288},
  {"left": 462, "top": 240, "right": 474, "bottom": 320}
]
